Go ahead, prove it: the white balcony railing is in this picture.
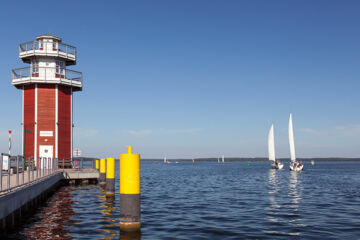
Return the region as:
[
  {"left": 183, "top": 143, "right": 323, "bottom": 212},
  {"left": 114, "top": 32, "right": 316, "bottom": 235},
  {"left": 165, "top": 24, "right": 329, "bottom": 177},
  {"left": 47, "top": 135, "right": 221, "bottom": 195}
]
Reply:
[
  {"left": 19, "top": 41, "right": 76, "bottom": 60},
  {"left": 12, "top": 67, "right": 82, "bottom": 88}
]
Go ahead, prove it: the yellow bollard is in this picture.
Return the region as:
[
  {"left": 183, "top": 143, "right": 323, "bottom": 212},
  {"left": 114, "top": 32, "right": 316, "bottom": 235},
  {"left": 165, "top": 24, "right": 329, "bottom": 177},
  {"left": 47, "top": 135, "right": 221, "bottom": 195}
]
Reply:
[
  {"left": 120, "top": 146, "right": 140, "bottom": 232},
  {"left": 100, "top": 158, "right": 106, "bottom": 185},
  {"left": 106, "top": 157, "right": 115, "bottom": 196},
  {"left": 96, "top": 159, "right": 99, "bottom": 170}
]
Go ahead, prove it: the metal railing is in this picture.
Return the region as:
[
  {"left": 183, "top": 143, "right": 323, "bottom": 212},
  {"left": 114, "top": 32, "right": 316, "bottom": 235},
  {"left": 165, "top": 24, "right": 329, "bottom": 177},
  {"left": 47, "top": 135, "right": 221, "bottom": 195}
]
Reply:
[
  {"left": 12, "top": 66, "right": 82, "bottom": 84},
  {"left": 19, "top": 41, "right": 76, "bottom": 56},
  {"left": 71, "top": 158, "right": 97, "bottom": 169},
  {"left": 0, "top": 153, "right": 59, "bottom": 194}
]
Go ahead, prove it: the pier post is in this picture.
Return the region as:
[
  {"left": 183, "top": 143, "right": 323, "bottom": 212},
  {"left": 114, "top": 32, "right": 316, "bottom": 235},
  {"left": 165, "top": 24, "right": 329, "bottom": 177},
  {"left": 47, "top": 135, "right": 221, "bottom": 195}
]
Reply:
[
  {"left": 16, "top": 156, "right": 19, "bottom": 186},
  {"left": 22, "top": 156, "right": 24, "bottom": 184},
  {"left": 36, "top": 157, "right": 39, "bottom": 179},
  {"left": 27, "top": 157, "right": 31, "bottom": 183},
  {"left": 7, "top": 157, "right": 10, "bottom": 189},
  {"left": 120, "top": 146, "right": 141, "bottom": 232},
  {"left": 31, "top": 157, "right": 34, "bottom": 181},
  {"left": 43, "top": 158, "right": 45, "bottom": 177},
  {"left": 105, "top": 158, "right": 115, "bottom": 196},
  {"left": 100, "top": 159, "right": 106, "bottom": 185}
]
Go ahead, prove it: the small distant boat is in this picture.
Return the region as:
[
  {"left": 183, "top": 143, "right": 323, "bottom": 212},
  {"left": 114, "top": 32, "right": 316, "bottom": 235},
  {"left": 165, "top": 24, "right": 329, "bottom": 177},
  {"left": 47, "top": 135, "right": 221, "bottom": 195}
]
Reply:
[
  {"left": 192, "top": 158, "right": 194, "bottom": 163},
  {"left": 217, "top": 157, "right": 220, "bottom": 163},
  {"left": 175, "top": 161, "right": 179, "bottom": 164},
  {"left": 288, "top": 113, "right": 303, "bottom": 171},
  {"left": 311, "top": 160, "right": 315, "bottom": 166},
  {"left": 164, "top": 157, "right": 171, "bottom": 164},
  {"left": 222, "top": 155, "right": 225, "bottom": 164},
  {"left": 268, "top": 124, "right": 284, "bottom": 170}
]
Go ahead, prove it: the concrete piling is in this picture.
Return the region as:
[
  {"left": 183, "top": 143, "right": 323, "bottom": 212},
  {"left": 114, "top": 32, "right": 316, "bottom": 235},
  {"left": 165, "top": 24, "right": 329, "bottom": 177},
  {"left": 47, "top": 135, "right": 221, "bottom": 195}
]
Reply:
[
  {"left": 120, "top": 146, "right": 141, "bottom": 232},
  {"left": 105, "top": 158, "right": 115, "bottom": 196},
  {"left": 100, "top": 159, "right": 106, "bottom": 185}
]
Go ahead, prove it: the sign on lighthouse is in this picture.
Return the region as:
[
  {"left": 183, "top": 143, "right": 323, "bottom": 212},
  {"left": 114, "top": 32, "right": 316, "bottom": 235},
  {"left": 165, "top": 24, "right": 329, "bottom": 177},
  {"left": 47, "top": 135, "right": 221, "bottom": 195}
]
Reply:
[{"left": 11, "top": 34, "right": 83, "bottom": 164}]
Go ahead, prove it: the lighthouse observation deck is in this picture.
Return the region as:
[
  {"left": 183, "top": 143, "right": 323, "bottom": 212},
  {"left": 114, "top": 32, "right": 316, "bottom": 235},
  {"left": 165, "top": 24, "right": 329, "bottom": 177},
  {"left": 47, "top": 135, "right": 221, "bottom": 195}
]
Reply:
[
  {"left": 12, "top": 34, "right": 82, "bottom": 91},
  {"left": 12, "top": 67, "right": 82, "bottom": 91},
  {"left": 19, "top": 40, "right": 76, "bottom": 65}
]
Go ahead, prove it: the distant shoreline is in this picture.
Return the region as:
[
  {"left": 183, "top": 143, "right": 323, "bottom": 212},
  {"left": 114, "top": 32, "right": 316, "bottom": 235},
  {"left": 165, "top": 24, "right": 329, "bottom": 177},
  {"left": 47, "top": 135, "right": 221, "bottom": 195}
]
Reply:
[
  {"left": 77, "top": 157, "right": 360, "bottom": 162},
  {"left": 141, "top": 158, "right": 360, "bottom": 162}
]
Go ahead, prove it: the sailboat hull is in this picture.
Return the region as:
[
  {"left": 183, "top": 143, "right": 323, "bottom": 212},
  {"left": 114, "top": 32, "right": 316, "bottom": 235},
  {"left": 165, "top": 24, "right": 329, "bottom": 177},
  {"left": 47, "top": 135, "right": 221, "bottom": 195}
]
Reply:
[
  {"left": 271, "top": 161, "right": 284, "bottom": 170},
  {"left": 289, "top": 162, "right": 303, "bottom": 171}
]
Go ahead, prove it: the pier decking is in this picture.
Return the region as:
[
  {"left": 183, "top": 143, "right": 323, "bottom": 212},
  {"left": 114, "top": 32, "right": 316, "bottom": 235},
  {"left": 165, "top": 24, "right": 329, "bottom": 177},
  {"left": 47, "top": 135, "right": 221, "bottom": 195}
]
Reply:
[{"left": 0, "top": 166, "right": 98, "bottom": 233}]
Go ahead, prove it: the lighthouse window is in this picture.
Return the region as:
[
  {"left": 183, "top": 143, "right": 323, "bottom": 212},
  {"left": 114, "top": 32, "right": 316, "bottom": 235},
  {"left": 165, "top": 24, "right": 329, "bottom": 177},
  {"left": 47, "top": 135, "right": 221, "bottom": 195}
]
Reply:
[
  {"left": 56, "top": 61, "right": 65, "bottom": 75},
  {"left": 32, "top": 60, "right": 39, "bottom": 73}
]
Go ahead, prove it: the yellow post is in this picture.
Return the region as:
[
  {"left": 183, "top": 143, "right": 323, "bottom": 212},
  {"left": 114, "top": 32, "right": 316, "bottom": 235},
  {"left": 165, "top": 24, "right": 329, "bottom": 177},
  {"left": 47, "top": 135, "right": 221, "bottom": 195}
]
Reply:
[
  {"left": 106, "top": 157, "right": 115, "bottom": 196},
  {"left": 95, "top": 159, "right": 99, "bottom": 170},
  {"left": 99, "top": 158, "right": 106, "bottom": 185},
  {"left": 120, "top": 146, "right": 140, "bottom": 232}
]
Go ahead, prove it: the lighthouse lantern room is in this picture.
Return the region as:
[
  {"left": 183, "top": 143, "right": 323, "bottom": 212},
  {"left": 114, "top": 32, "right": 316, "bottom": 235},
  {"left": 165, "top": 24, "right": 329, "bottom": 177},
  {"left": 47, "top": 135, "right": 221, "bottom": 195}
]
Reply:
[{"left": 11, "top": 34, "right": 82, "bottom": 165}]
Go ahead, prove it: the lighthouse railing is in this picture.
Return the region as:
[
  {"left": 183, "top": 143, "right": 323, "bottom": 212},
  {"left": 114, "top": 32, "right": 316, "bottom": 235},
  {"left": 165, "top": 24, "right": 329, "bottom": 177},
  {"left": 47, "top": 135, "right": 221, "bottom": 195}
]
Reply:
[
  {"left": 12, "top": 67, "right": 82, "bottom": 85},
  {"left": 19, "top": 41, "right": 76, "bottom": 58}
]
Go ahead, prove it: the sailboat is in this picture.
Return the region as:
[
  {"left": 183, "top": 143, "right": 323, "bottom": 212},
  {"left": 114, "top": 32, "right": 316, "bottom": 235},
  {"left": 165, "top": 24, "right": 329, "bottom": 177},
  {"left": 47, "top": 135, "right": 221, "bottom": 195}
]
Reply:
[
  {"left": 288, "top": 113, "right": 303, "bottom": 171},
  {"left": 192, "top": 158, "right": 194, "bottom": 163},
  {"left": 222, "top": 155, "right": 225, "bottom": 164},
  {"left": 164, "top": 157, "right": 169, "bottom": 164},
  {"left": 268, "top": 124, "right": 284, "bottom": 170},
  {"left": 217, "top": 157, "right": 220, "bottom": 163},
  {"left": 311, "top": 160, "right": 315, "bottom": 166}
]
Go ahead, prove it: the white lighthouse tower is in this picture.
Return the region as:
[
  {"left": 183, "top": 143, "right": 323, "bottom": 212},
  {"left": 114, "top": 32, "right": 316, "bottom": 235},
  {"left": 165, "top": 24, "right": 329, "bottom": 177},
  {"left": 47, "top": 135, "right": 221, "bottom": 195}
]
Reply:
[{"left": 11, "top": 34, "right": 82, "bottom": 165}]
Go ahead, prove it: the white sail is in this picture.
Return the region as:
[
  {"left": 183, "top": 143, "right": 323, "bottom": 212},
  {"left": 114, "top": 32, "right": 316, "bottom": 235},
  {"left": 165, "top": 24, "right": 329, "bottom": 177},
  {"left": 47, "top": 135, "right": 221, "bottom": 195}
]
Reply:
[
  {"left": 164, "top": 157, "right": 166, "bottom": 163},
  {"left": 222, "top": 155, "right": 225, "bottom": 163},
  {"left": 268, "top": 124, "right": 276, "bottom": 161},
  {"left": 288, "top": 113, "right": 296, "bottom": 162}
]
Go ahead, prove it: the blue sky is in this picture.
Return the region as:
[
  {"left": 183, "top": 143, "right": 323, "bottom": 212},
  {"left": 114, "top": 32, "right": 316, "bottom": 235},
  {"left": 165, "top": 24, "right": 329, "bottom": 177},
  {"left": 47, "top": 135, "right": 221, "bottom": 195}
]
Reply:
[{"left": 0, "top": 0, "right": 359, "bottom": 158}]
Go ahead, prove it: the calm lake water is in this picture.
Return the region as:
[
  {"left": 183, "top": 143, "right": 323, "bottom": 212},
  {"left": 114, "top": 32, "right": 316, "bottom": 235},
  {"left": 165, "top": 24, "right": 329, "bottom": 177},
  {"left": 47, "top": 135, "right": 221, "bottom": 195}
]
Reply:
[{"left": 8, "top": 161, "right": 360, "bottom": 239}]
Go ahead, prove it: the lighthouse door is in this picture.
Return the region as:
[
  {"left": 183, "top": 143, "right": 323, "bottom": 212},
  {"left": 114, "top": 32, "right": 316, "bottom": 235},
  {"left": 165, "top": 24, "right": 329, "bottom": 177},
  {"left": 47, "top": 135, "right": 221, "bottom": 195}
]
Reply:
[{"left": 39, "top": 145, "right": 53, "bottom": 169}]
